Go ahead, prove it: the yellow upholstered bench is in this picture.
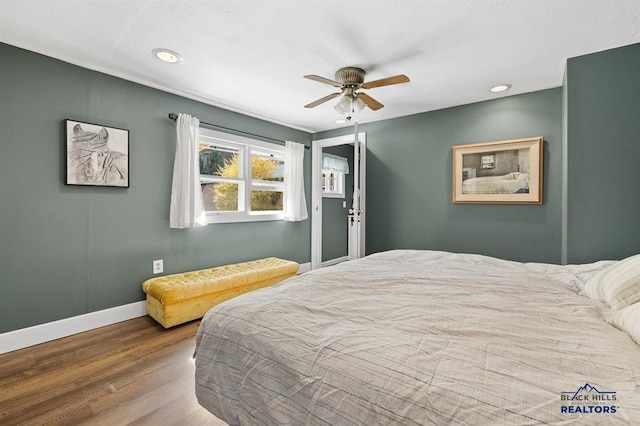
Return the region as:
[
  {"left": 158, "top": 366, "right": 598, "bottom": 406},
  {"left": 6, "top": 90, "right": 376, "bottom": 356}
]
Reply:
[{"left": 142, "top": 257, "right": 299, "bottom": 328}]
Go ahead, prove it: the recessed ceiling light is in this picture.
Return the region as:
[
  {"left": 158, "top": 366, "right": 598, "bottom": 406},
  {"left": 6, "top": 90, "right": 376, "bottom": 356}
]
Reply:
[
  {"left": 490, "top": 84, "right": 512, "bottom": 93},
  {"left": 152, "top": 48, "right": 182, "bottom": 64}
]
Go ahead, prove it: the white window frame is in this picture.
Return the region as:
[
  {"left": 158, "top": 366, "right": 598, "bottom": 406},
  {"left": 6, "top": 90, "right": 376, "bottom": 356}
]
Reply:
[
  {"left": 322, "top": 171, "right": 345, "bottom": 198},
  {"left": 481, "top": 154, "right": 495, "bottom": 169},
  {"left": 199, "top": 128, "right": 285, "bottom": 223}
]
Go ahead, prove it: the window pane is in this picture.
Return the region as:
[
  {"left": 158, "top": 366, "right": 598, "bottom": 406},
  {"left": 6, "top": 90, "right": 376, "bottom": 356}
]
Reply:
[
  {"left": 322, "top": 171, "right": 343, "bottom": 196},
  {"left": 250, "top": 190, "right": 283, "bottom": 211},
  {"left": 481, "top": 154, "right": 495, "bottom": 169},
  {"left": 201, "top": 182, "right": 240, "bottom": 211},
  {"left": 199, "top": 146, "right": 240, "bottom": 178},
  {"left": 251, "top": 156, "right": 284, "bottom": 182}
]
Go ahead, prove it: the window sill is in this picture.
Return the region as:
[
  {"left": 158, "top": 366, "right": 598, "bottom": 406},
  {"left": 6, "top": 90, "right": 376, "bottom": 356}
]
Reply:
[
  {"left": 205, "top": 211, "right": 284, "bottom": 224},
  {"left": 322, "top": 192, "right": 345, "bottom": 199}
]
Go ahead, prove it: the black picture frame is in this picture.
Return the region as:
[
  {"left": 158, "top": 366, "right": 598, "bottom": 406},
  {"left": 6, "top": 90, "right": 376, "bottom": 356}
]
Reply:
[{"left": 65, "top": 119, "right": 129, "bottom": 187}]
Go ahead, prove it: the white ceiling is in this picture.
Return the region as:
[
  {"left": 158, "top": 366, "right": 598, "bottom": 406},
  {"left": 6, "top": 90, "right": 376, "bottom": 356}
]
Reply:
[{"left": 2, "top": 1, "right": 640, "bottom": 133}]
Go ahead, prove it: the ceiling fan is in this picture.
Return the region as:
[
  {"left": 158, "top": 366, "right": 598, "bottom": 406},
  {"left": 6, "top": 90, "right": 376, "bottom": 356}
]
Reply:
[{"left": 304, "top": 67, "right": 410, "bottom": 119}]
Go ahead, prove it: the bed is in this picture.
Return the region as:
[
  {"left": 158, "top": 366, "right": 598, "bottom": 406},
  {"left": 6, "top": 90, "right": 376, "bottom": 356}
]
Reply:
[
  {"left": 462, "top": 172, "right": 529, "bottom": 194},
  {"left": 194, "top": 250, "right": 640, "bottom": 425}
]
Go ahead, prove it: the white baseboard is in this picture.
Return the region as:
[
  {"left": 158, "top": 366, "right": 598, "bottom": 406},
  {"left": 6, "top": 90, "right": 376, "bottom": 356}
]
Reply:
[
  {"left": 0, "top": 301, "right": 147, "bottom": 355},
  {"left": 297, "top": 262, "right": 311, "bottom": 274},
  {"left": 322, "top": 256, "right": 350, "bottom": 268},
  {"left": 297, "top": 257, "right": 348, "bottom": 274}
]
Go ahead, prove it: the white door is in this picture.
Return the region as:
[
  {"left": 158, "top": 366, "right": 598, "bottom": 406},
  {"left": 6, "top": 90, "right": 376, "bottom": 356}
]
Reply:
[
  {"left": 348, "top": 134, "right": 365, "bottom": 260},
  {"left": 311, "top": 131, "right": 366, "bottom": 270}
]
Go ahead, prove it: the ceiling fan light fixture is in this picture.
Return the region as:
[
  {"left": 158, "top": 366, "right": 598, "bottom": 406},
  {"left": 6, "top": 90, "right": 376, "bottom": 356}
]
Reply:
[
  {"left": 334, "top": 95, "right": 353, "bottom": 114},
  {"left": 334, "top": 90, "right": 366, "bottom": 115},
  {"left": 490, "top": 84, "right": 512, "bottom": 93},
  {"left": 152, "top": 48, "right": 182, "bottom": 64}
]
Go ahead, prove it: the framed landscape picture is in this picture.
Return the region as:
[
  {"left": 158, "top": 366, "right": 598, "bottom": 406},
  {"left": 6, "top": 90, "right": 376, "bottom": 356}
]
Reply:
[
  {"left": 65, "top": 119, "right": 129, "bottom": 187},
  {"left": 452, "top": 136, "right": 543, "bottom": 204}
]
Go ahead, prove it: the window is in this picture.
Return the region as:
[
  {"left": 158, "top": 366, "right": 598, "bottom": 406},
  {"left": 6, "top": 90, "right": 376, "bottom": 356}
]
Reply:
[
  {"left": 322, "top": 171, "right": 345, "bottom": 198},
  {"left": 321, "top": 153, "right": 348, "bottom": 199},
  {"left": 481, "top": 154, "right": 495, "bottom": 169},
  {"left": 199, "top": 128, "right": 285, "bottom": 223}
]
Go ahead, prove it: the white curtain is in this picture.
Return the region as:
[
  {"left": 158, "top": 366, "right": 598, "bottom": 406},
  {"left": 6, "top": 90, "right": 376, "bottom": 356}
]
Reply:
[
  {"left": 283, "top": 141, "right": 308, "bottom": 222},
  {"left": 169, "top": 113, "right": 207, "bottom": 229}
]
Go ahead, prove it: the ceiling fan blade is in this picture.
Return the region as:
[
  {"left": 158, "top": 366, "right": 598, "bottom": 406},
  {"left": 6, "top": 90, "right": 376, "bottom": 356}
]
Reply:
[
  {"left": 303, "top": 75, "right": 343, "bottom": 88},
  {"left": 304, "top": 92, "right": 341, "bottom": 108},
  {"left": 361, "top": 74, "right": 410, "bottom": 89},
  {"left": 357, "top": 93, "right": 384, "bottom": 111}
]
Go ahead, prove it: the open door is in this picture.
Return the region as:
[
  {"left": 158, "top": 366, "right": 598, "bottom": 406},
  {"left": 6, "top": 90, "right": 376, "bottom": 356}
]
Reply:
[
  {"left": 348, "top": 131, "right": 366, "bottom": 261},
  {"left": 311, "top": 130, "right": 366, "bottom": 270}
]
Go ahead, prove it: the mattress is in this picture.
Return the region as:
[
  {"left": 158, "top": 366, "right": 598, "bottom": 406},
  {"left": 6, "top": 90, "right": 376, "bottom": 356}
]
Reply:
[{"left": 195, "top": 250, "right": 640, "bottom": 425}]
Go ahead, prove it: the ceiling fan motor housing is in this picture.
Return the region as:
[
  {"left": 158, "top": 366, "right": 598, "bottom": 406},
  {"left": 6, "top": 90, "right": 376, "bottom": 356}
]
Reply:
[{"left": 336, "top": 67, "right": 365, "bottom": 87}]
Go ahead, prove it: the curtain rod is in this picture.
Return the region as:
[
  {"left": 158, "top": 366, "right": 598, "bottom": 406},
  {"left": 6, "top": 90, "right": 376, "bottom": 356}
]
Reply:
[{"left": 168, "top": 113, "right": 310, "bottom": 150}]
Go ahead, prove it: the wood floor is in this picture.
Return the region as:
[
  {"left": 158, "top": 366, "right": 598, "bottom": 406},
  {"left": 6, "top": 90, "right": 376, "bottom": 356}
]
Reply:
[{"left": 0, "top": 316, "right": 227, "bottom": 425}]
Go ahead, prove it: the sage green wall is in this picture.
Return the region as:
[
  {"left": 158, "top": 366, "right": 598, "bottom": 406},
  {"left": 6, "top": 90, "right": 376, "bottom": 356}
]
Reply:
[
  {"left": 6, "top": 38, "right": 636, "bottom": 334},
  {"left": 321, "top": 145, "right": 354, "bottom": 262},
  {"left": 316, "top": 89, "right": 563, "bottom": 264},
  {"left": 566, "top": 43, "right": 640, "bottom": 263},
  {"left": 0, "top": 43, "right": 311, "bottom": 333}
]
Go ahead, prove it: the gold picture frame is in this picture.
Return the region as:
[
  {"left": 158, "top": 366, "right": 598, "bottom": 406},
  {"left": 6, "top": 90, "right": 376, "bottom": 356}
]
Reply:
[{"left": 452, "top": 136, "right": 543, "bottom": 204}]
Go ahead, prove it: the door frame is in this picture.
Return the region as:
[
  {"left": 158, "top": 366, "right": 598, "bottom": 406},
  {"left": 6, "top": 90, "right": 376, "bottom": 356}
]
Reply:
[{"left": 311, "top": 131, "right": 366, "bottom": 270}]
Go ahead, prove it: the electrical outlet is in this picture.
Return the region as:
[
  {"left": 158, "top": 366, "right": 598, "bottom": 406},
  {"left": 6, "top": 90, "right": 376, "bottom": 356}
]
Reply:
[{"left": 153, "top": 259, "right": 164, "bottom": 274}]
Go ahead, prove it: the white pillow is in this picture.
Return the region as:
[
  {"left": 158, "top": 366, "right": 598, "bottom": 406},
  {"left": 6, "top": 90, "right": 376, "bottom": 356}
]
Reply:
[
  {"left": 583, "top": 273, "right": 606, "bottom": 302},
  {"left": 582, "top": 253, "right": 640, "bottom": 310},
  {"left": 611, "top": 303, "right": 640, "bottom": 344}
]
